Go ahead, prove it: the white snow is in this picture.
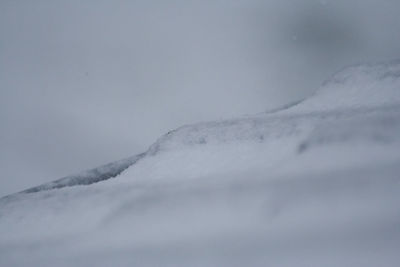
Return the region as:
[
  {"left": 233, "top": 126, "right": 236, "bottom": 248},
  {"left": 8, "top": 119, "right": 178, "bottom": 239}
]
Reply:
[{"left": 1, "top": 61, "right": 400, "bottom": 267}]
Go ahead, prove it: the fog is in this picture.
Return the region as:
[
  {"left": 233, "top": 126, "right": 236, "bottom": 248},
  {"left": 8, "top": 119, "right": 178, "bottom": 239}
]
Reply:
[{"left": 1, "top": 0, "right": 400, "bottom": 196}]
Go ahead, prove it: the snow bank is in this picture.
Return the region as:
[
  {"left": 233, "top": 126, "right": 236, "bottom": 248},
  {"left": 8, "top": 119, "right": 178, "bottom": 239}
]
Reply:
[{"left": 1, "top": 61, "right": 400, "bottom": 267}]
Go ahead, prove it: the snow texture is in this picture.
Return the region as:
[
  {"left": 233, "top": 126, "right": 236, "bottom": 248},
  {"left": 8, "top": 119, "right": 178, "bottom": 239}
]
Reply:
[
  {"left": 1, "top": 61, "right": 400, "bottom": 267},
  {"left": 19, "top": 154, "right": 144, "bottom": 194}
]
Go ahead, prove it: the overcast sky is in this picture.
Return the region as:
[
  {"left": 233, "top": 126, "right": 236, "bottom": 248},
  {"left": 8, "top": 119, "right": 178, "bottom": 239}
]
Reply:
[{"left": 1, "top": 0, "right": 400, "bottom": 196}]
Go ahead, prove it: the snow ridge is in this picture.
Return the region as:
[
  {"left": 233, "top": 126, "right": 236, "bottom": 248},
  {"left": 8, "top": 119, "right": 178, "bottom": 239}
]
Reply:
[
  {"left": 17, "top": 154, "right": 144, "bottom": 195},
  {"left": 5, "top": 60, "right": 400, "bottom": 196}
]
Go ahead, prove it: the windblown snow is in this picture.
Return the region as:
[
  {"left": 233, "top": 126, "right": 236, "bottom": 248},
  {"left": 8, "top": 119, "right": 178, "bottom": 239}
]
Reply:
[{"left": 1, "top": 61, "right": 400, "bottom": 267}]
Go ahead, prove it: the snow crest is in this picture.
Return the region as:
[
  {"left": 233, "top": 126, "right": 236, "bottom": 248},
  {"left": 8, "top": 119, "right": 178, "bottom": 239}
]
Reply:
[{"left": 291, "top": 60, "right": 400, "bottom": 112}]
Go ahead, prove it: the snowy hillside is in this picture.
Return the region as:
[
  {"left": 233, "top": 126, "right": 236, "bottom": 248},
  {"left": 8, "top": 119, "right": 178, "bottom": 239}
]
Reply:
[{"left": 1, "top": 61, "right": 400, "bottom": 267}]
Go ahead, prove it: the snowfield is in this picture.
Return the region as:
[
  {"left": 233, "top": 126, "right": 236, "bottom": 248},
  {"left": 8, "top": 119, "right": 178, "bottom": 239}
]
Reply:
[{"left": 1, "top": 61, "right": 400, "bottom": 266}]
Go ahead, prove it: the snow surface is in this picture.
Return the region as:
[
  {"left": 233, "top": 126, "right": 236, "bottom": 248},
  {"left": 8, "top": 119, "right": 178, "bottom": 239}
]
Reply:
[{"left": 1, "top": 61, "right": 400, "bottom": 266}]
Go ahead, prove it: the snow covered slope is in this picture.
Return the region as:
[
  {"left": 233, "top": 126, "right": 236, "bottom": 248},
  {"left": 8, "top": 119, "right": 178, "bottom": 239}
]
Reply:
[{"left": 1, "top": 61, "right": 400, "bottom": 267}]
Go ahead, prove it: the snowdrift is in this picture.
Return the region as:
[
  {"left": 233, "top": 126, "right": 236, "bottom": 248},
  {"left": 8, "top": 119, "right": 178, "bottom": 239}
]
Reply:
[{"left": 1, "top": 61, "right": 400, "bottom": 267}]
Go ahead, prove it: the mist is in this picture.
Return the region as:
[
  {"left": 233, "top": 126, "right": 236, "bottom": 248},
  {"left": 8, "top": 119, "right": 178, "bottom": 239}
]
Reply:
[{"left": 1, "top": 0, "right": 400, "bottom": 196}]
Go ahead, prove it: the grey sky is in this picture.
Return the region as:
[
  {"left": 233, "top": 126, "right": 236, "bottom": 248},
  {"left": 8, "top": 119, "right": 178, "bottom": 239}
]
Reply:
[{"left": 1, "top": 0, "right": 400, "bottom": 196}]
